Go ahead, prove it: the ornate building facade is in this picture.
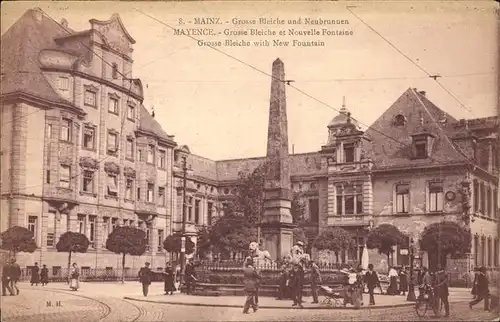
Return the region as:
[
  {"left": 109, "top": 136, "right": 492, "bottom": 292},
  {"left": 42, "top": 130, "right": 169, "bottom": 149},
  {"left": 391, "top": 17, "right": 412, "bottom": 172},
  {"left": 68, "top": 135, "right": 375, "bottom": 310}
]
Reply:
[{"left": 1, "top": 9, "right": 498, "bottom": 273}]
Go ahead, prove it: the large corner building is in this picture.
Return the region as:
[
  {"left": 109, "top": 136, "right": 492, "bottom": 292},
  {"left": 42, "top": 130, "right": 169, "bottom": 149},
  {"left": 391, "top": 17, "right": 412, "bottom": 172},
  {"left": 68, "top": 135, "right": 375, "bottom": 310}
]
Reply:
[{"left": 1, "top": 9, "right": 499, "bottom": 273}]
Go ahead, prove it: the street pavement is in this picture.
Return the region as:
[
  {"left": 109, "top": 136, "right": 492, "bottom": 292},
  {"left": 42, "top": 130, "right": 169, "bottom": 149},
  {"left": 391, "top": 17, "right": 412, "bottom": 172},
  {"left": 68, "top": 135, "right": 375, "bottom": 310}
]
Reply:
[{"left": 1, "top": 282, "right": 498, "bottom": 322}]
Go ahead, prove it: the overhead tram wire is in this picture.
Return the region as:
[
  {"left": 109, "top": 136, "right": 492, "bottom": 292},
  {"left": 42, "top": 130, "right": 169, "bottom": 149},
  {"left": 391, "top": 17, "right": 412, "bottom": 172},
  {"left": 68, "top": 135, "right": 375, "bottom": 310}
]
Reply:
[
  {"left": 345, "top": 6, "right": 475, "bottom": 115},
  {"left": 124, "top": 10, "right": 478, "bottom": 174}
]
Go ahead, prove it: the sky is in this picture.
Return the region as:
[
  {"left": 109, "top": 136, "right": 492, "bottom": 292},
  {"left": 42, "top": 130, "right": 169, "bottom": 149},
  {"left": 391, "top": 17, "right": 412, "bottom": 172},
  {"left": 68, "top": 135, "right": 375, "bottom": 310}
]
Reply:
[{"left": 1, "top": 1, "right": 498, "bottom": 161}]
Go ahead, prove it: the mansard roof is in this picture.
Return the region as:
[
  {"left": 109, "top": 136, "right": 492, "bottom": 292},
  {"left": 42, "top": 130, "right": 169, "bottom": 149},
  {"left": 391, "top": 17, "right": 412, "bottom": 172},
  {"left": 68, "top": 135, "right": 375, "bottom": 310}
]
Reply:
[{"left": 138, "top": 105, "right": 176, "bottom": 144}]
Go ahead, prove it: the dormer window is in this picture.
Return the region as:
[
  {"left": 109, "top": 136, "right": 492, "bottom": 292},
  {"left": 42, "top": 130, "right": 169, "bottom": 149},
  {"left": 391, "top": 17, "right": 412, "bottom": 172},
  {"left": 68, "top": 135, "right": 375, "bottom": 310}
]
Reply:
[
  {"left": 411, "top": 132, "right": 435, "bottom": 160},
  {"left": 394, "top": 114, "right": 406, "bottom": 126},
  {"left": 344, "top": 143, "right": 355, "bottom": 163}
]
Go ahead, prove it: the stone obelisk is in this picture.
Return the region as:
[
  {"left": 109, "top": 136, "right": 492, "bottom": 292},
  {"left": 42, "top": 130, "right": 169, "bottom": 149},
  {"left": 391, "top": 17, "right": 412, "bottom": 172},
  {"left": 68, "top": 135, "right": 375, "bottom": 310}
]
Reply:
[{"left": 260, "top": 58, "right": 295, "bottom": 261}]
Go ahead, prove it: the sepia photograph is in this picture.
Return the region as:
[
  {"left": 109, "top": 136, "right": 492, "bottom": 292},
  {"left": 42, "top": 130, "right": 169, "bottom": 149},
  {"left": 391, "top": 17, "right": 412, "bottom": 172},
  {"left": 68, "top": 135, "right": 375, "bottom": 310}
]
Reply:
[{"left": 0, "top": 1, "right": 499, "bottom": 321}]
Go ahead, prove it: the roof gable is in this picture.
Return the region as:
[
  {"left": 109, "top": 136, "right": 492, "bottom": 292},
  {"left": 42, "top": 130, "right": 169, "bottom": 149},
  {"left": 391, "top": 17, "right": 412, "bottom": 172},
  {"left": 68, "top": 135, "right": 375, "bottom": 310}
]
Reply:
[
  {"left": 138, "top": 105, "right": 174, "bottom": 143},
  {"left": 89, "top": 13, "right": 135, "bottom": 56},
  {"left": 364, "top": 88, "right": 467, "bottom": 168}
]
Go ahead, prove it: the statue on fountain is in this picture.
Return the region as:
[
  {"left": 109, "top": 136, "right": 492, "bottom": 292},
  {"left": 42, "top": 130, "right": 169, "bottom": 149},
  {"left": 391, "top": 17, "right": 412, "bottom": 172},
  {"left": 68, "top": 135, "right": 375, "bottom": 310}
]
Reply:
[
  {"left": 247, "top": 242, "right": 273, "bottom": 268},
  {"left": 290, "top": 241, "right": 310, "bottom": 266}
]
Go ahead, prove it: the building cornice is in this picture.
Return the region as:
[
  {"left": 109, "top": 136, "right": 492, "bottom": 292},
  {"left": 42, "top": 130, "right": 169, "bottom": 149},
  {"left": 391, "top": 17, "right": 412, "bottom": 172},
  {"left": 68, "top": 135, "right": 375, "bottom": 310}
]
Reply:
[
  {"left": 135, "top": 129, "right": 177, "bottom": 148},
  {"left": 0, "top": 91, "right": 86, "bottom": 117}
]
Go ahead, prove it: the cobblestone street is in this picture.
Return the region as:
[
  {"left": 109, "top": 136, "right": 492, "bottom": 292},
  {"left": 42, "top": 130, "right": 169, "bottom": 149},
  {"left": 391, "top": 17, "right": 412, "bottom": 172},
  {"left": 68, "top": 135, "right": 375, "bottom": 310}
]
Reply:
[{"left": 1, "top": 283, "right": 498, "bottom": 322}]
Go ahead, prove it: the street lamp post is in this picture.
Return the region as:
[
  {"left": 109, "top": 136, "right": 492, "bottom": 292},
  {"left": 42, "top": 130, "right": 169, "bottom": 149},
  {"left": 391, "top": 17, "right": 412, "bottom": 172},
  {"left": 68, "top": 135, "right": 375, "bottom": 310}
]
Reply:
[
  {"left": 179, "top": 155, "right": 188, "bottom": 292},
  {"left": 406, "top": 237, "right": 416, "bottom": 301}
]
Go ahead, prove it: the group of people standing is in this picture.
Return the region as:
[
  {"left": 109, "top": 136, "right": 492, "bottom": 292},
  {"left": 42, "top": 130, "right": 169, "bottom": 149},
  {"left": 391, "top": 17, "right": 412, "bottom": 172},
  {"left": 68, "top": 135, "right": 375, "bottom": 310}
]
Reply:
[
  {"left": 28, "top": 262, "right": 50, "bottom": 287},
  {"left": 138, "top": 258, "right": 196, "bottom": 297}
]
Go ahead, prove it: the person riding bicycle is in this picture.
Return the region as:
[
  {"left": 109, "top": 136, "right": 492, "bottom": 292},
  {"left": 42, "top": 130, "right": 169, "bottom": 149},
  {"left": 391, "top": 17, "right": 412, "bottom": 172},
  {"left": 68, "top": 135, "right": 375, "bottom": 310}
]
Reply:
[{"left": 418, "top": 267, "right": 433, "bottom": 300}]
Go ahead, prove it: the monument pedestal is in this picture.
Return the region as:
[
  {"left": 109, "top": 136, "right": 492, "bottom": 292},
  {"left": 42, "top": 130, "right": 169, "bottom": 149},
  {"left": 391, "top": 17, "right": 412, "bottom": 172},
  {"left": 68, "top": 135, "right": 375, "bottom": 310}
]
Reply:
[{"left": 261, "top": 223, "right": 295, "bottom": 261}]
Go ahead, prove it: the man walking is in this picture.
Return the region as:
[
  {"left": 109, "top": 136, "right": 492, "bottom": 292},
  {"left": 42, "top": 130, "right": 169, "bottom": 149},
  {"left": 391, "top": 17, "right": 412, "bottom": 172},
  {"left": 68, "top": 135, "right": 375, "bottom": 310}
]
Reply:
[
  {"left": 2, "top": 259, "right": 13, "bottom": 296},
  {"left": 469, "top": 266, "right": 490, "bottom": 311},
  {"left": 435, "top": 266, "right": 450, "bottom": 317},
  {"left": 309, "top": 260, "right": 322, "bottom": 304},
  {"left": 138, "top": 262, "right": 152, "bottom": 297},
  {"left": 364, "top": 264, "right": 380, "bottom": 305},
  {"left": 10, "top": 258, "right": 21, "bottom": 295},
  {"left": 184, "top": 258, "right": 196, "bottom": 295},
  {"left": 289, "top": 262, "right": 305, "bottom": 308}
]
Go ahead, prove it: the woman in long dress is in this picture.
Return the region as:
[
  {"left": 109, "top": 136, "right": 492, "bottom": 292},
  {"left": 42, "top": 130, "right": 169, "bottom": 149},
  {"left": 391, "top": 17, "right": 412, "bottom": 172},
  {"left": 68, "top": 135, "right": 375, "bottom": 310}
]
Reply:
[
  {"left": 69, "top": 263, "right": 80, "bottom": 291},
  {"left": 387, "top": 266, "right": 399, "bottom": 295}
]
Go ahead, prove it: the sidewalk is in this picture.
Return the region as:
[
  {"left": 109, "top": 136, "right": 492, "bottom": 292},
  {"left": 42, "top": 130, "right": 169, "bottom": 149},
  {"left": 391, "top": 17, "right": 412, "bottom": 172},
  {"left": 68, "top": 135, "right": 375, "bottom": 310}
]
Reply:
[{"left": 124, "top": 287, "right": 474, "bottom": 310}]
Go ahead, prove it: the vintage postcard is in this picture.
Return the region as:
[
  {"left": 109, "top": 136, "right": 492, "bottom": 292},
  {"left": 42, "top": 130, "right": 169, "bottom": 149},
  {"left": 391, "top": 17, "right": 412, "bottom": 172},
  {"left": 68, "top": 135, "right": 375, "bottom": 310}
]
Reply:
[{"left": 0, "top": 1, "right": 498, "bottom": 321}]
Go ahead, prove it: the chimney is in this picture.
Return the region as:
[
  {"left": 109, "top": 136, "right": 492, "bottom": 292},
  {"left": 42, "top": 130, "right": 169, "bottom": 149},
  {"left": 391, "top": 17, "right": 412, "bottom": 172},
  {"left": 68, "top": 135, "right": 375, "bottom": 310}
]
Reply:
[
  {"left": 419, "top": 91, "right": 426, "bottom": 96},
  {"left": 32, "top": 8, "right": 43, "bottom": 22},
  {"left": 60, "top": 18, "right": 69, "bottom": 29}
]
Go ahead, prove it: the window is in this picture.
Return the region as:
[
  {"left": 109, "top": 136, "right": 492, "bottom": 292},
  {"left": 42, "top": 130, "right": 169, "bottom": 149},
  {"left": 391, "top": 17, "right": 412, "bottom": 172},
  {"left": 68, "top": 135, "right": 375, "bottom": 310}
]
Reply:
[
  {"left": 127, "top": 104, "right": 135, "bottom": 120},
  {"left": 82, "top": 170, "right": 94, "bottom": 193},
  {"left": 83, "top": 126, "right": 95, "bottom": 150},
  {"left": 487, "top": 238, "right": 492, "bottom": 267},
  {"left": 60, "top": 118, "right": 72, "bottom": 141},
  {"left": 27, "top": 216, "right": 37, "bottom": 241},
  {"left": 147, "top": 145, "right": 155, "bottom": 164},
  {"left": 107, "top": 132, "right": 118, "bottom": 153},
  {"left": 308, "top": 199, "right": 319, "bottom": 223},
  {"left": 58, "top": 77, "right": 69, "bottom": 91},
  {"left": 428, "top": 182, "right": 444, "bottom": 212},
  {"left": 77, "top": 215, "right": 85, "bottom": 234},
  {"left": 147, "top": 183, "right": 154, "bottom": 202},
  {"left": 394, "top": 114, "right": 406, "bottom": 126},
  {"left": 336, "top": 184, "right": 363, "bottom": 215},
  {"left": 415, "top": 140, "right": 428, "bottom": 159},
  {"left": 137, "top": 187, "right": 141, "bottom": 200},
  {"left": 158, "top": 187, "right": 165, "bottom": 206},
  {"left": 46, "top": 124, "right": 52, "bottom": 138},
  {"left": 158, "top": 150, "right": 166, "bottom": 169},
  {"left": 145, "top": 228, "right": 151, "bottom": 252},
  {"left": 195, "top": 199, "right": 200, "bottom": 224},
  {"left": 495, "top": 239, "right": 499, "bottom": 267},
  {"left": 60, "top": 214, "right": 68, "bottom": 233},
  {"left": 125, "top": 179, "right": 133, "bottom": 200},
  {"left": 344, "top": 144, "right": 355, "bottom": 163},
  {"left": 480, "top": 183, "right": 486, "bottom": 213},
  {"left": 474, "top": 235, "right": 479, "bottom": 267},
  {"left": 112, "top": 63, "right": 118, "bottom": 79},
  {"left": 473, "top": 180, "right": 479, "bottom": 212},
  {"left": 107, "top": 174, "right": 118, "bottom": 197},
  {"left": 89, "top": 216, "right": 96, "bottom": 248},
  {"left": 112, "top": 218, "right": 118, "bottom": 230},
  {"left": 46, "top": 212, "right": 55, "bottom": 247},
  {"left": 84, "top": 90, "right": 96, "bottom": 107},
  {"left": 396, "top": 184, "right": 410, "bottom": 213},
  {"left": 108, "top": 97, "right": 119, "bottom": 114},
  {"left": 207, "top": 202, "right": 213, "bottom": 225},
  {"left": 126, "top": 138, "right": 134, "bottom": 160},
  {"left": 158, "top": 229, "right": 164, "bottom": 251},
  {"left": 46, "top": 170, "right": 51, "bottom": 184},
  {"left": 487, "top": 187, "right": 492, "bottom": 217},
  {"left": 137, "top": 149, "right": 143, "bottom": 162},
  {"left": 188, "top": 197, "right": 193, "bottom": 221},
  {"left": 59, "top": 165, "right": 71, "bottom": 188}
]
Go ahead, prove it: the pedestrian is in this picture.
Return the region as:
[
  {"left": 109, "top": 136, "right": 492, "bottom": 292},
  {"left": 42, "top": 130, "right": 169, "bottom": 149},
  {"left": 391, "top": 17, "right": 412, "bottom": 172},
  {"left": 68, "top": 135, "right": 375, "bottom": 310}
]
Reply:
[
  {"left": 469, "top": 266, "right": 490, "bottom": 311},
  {"left": 69, "top": 263, "right": 80, "bottom": 291},
  {"left": 289, "top": 263, "right": 304, "bottom": 308},
  {"left": 309, "top": 260, "right": 322, "bottom": 304},
  {"left": 434, "top": 266, "right": 450, "bottom": 317},
  {"left": 364, "top": 264, "right": 380, "bottom": 305},
  {"left": 138, "top": 262, "right": 152, "bottom": 297},
  {"left": 387, "top": 266, "right": 399, "bottom": 295},
  {"left": 40, "top": 264, "right": 49, "bottom": 286},
  {"left": 276, "top": 260, "right": 289, "bottom": 300},
  {"left": 399, "top": 266, "right": 408, "bottom": 296},
  {"left": 30, "top": 262, "right": 40, "bottom": 286},
  {"left": 9, "top": 258, "right": 21, "bottom": 295},
  {"left": 163, "top": 263, "right": 176, "bottom": 295},
  {"left": 471, "top": 267, "right": 479, "bottom": 300},
  {"left": 418, "top": 267, "right": 432, "bottom": 300},
  {"left": 184, "top": 258, "right": 196, "bottom": 295},
  {"left": 242, "top": 257, "right": 260, "bottom": 314},
  {"left": 2, "top": 259, "right": 14, "bottom": 296}
]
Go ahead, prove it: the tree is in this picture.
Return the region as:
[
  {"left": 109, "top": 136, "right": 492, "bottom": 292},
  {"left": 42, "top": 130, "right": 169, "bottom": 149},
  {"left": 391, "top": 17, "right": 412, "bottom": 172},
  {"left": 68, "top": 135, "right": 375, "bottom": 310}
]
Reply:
[
  {"left": 419, "top": 221, "right": 472, "bottom": 271},
  {"left": 314, "top": 227, "right": 355, "bottom": 263},
  {"left": 105, "top": 226, "right": 147, "bottom": 283},
  {"left": 163, "top": 234, "right": 195, "bottom": 255},
  {"left": 366, "top": 224, "right": 406, "bottom": 265},
  {"left": 56, "top": 232, "right": 90, "bottom": 283},
  {"left": 1, "top": 226, "right": 37, "bottom": 257},
  {"left": 209, "top": 204, "right": 257, "bottom": 257},
  {"left": 195, "top": 227, "right": 212, "bottom": 259},
  {"left": 234, "top": 162, "right": 269, "bottom": 226}
]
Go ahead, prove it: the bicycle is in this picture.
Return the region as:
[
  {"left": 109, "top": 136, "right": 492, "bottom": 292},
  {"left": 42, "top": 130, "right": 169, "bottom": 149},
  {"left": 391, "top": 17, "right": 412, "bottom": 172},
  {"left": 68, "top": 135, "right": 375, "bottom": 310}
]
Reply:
[{"left": 415, "top": 286, "right": 443, "bottom": 317}]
